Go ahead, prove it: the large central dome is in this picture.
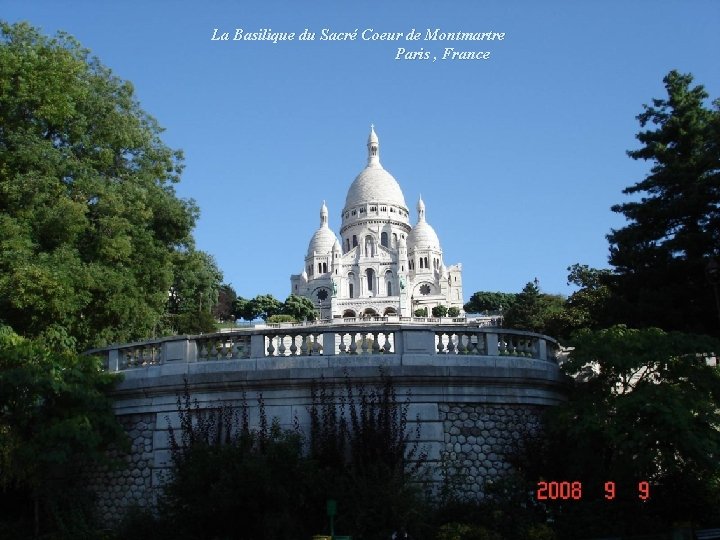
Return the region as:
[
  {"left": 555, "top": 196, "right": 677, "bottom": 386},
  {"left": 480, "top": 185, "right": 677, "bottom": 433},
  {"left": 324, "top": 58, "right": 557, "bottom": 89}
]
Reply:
[{"left": 343, "top": 126, "right": 408, "bottom": 211}]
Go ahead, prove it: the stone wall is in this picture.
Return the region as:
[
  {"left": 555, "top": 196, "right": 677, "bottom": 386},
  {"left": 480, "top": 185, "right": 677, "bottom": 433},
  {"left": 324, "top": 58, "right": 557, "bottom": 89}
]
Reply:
[
  {"left": 88, "top": 413, "right": 156, "bottom": 525},
  {"left": 439, "top": 403, "right": 543, "bottom": 500},
  {"left": 89, "top": 348, "right": 565, "bottom": 525}
]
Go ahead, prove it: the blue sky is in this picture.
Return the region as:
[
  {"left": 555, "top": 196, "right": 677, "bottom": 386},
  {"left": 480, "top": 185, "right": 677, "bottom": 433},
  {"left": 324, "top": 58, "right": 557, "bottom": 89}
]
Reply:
[{"left": 4, "top": 1, "right": 719, "bottom": 301}]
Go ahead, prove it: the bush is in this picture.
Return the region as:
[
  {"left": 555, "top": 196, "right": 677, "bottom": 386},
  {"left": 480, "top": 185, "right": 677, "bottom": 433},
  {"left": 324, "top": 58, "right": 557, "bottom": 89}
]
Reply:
[
  {"left": 448, "top": 307, "right": 461, "bottom": 317},
  {"left": 267, "top": 314, "right": 297, "bottom": 324},
  {"left": 432, "top": 305, "right": 449, "bottom": 317}
]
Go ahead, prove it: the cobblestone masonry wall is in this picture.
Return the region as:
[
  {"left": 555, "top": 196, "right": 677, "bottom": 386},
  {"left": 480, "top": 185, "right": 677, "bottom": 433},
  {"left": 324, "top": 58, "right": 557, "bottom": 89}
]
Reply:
[
  {"left": 88, "top": 413, "right": 155, "bottom": 525},
  {"left": 439, "top": 403, "right": 543, "bottom": 500}
]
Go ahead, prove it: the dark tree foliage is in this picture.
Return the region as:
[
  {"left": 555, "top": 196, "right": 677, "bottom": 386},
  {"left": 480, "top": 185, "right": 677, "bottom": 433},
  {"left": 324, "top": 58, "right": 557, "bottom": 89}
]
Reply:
[
  {"left": 127, "top": 374, "right": 431, "bottom": 540},
  {"left": 165, "top": 249, "right": 222, "bottom": 334},
  {"left": 516, "top": 326, "right": 720, "bottom": 537},
  {"left": 502, "top": 282, "right": 564, "bottom": 335},
  {"left": 156, "top": 385, "right": 312, "bottom": 540},
  {"left": 607, "top": 70, "right": 720, "bottom": 335},
  {"left": 0, "top": 22, "right": 216, "bottom": 349},
  {"left": 212, "top": 284, "right": 237, "bottom": 323},
  {"left": 308, "top": 371, "right": 429, "bottom": 540},
  {"left": 545, "top": 264, "right": 615, "bottom": 339},
  {"left": 0, "top": 326, "right": 126, "bottom": 539}
]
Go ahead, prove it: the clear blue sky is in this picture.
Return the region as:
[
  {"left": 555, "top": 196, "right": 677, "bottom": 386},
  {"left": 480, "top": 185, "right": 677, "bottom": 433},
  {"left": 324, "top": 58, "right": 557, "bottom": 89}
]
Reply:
[{"left": 4, "top": 1, "right": 719, "bottom": 301}]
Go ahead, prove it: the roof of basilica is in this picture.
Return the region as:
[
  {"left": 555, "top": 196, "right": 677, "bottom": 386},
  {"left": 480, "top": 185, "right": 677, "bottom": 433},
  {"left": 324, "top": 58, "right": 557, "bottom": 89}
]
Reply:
[
  {"left": 307, "top": 201, "right": 339, "bottom": 257},
  {"left": 408, "top": 196, "right": 441, "bottom": 251},
  {"left": 343, "top": 126, "right": 408, "bottom": 212}
]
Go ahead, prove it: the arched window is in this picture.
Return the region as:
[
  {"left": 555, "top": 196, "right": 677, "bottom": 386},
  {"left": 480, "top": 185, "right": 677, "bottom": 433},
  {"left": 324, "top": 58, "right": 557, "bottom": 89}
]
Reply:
[
  {"left": 323, "top": 262, "right": 327, "bottom": 273},
  {"left": 345, "top": 238, "right": 350, "bottom": 252},
  {"left": 367, "top": 269, "right": 374, "bottom": 291},
  {"left": 381, "top": 232, "right": 388, "bottom": 247},
  {"left": 385, "top": 271, "right": 393, "bottom": 296},
  {"left": 392, "top": 233, "right": 397, "bottom": 247},
  {"left": 365, "top": 235, "right": 375, "bottom": 257},
  {"left": 419, "top": 258, "right": 424, "bottom": 269},
  {"left": 318, "top": 263, "right": 322, "bottom": 274},
  {"left": 352, "top": 235, "right": 358, "bottom": 248},
  {"left": 349, "top": 283, "right": 354, "bottom": 298}
]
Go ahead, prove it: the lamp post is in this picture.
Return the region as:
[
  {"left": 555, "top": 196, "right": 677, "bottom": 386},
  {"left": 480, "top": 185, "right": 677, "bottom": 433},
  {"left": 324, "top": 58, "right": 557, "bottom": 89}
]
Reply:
[{"left": 706, "top": 259, "right": 720, "bottom": 334}]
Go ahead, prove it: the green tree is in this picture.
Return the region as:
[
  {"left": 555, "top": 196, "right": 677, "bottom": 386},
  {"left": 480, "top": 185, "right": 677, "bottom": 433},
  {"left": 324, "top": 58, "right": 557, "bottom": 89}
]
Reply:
[
  {"left": 233, "top": 294, "right": 284, "bottom": 322},
  {"left": 607, "top": 70, "right": 720, "bottom": 335},
  {"left": 166, "top": 249, "right": 222, "bottom": 334},
  {"left": 0, "top": 326, "right": 126, "bottom": 538},
  {"left": 251, "top": 294, "right": 283, "bottom": 322},
  {"left": 519, "top": 326, "right": 720, "bottom": 536},
  {"left": 233, "top": 296, "right": 254, "bottom": 321},
  {"left": 547, "top": 264, "right": 614, "bottom": 339},
  {"left": 156, "top": 388, "right": 313, "bottom": 540},
  {"left": 503, "top": 282, "right": 564, "bottom": 334},
  {"left": 212, "top": 284, "right": 238, "bottom": 323},
  {"left": 463, "top": 291, "right": 517, "bottom": 314},
  {"left": 281, "top": 294, "right": 317, "bottom": 322},
  {"left": 0, "top": 22, "right": 207, "bottom": 349},
  {"left": 447, "top": 306, "right": 461, "bottom": 318}
]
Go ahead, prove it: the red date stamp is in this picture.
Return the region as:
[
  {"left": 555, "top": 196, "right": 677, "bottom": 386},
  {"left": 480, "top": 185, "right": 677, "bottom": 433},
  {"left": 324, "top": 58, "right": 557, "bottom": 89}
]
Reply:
[{"left": 536, "top": 481, "right": 650, "bottom": 501}]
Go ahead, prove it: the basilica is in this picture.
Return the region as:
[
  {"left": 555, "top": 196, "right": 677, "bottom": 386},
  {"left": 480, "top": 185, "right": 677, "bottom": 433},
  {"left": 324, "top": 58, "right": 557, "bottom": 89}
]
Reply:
[{"left": 290, "top": 127, "right": 463, "bottom": 319}]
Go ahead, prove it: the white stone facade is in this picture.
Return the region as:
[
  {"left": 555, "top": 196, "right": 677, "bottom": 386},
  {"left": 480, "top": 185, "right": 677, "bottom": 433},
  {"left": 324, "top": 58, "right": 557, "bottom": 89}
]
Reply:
[{"left": 290, "top": 127, "right": 463, "bottom": 319}]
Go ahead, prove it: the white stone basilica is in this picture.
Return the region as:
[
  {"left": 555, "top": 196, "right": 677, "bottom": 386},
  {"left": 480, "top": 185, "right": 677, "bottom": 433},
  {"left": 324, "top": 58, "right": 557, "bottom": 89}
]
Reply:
[{"left": 290, "top": 127, "right": 463, "bottom": 319}]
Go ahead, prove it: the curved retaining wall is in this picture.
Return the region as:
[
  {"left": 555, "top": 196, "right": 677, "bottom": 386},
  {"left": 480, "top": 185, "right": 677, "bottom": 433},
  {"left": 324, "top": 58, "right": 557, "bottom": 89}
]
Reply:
[{"left": 88, "top": 325, "right": 566, "bottom": 523}]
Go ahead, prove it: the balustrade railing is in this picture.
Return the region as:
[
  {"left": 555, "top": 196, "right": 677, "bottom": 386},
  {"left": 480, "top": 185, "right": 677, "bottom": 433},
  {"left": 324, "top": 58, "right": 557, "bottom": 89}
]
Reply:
[
  {"left": 197, "top": 334, "right": 251, "bottom": 360},
  {"left": 88, "top": 324, "right": 558, "bottom": 371},
  {"left": 116, "top": 342, "right": 163, "bottom": 369}
]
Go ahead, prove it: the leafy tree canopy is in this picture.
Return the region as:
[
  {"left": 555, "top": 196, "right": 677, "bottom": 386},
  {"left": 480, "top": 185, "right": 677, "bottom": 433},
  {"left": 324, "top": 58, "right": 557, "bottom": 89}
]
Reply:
[
  {"left": 212, "top": 284, "right": 238, "bottom": 323},
  {"left": 502, "top": 282, "right": 565, "bottom": 335},
  {"left": 281, "top": 294, "right": 317, "bottom": 322},
  {"left": 463, "top": 291, "right": 517, "bottom": 314},
  {"left": 0, "top": 21, "right": 216, "bottom": 349},
  {"left": 0, "top": 325, "right": 126, "bottom": 536},
  {"left": 607, "top": 70, "right": 720, "bottom": 334},
  {"left": 166, "top": 249, "right": 222, "bottom": 334},
  {"left": 234, "top": 294, "right": 315, "bottom": 322},
  {"left": 520, "top": 326, "right": 720, "bottom": 534}
]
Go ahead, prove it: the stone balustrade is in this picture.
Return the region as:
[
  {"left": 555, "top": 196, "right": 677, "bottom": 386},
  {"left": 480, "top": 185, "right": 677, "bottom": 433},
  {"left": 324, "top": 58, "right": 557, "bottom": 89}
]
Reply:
[{"left": 87, "top": 324, "right": 558, "bottom": 372}]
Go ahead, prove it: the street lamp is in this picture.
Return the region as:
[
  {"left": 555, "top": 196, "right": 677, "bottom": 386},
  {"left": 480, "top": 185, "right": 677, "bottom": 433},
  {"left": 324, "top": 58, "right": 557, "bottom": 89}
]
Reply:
[{"left": 706, "top": 259, "right": 720, "bottom": 334}]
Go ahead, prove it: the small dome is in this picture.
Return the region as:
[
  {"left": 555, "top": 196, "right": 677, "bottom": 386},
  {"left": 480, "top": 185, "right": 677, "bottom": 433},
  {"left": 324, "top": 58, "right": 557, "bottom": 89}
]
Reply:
[
  {"left": 308, "top": 227, "right": 339, "bottom": 257},
  {"left": 307, "top": 201, "right": 339, "bottom": 257},
  {"left": 408, "top": 221, "right": 440, "bottom": 251},
  {"left": 408, "top": 195, "right": 440, "bottom": 250}
]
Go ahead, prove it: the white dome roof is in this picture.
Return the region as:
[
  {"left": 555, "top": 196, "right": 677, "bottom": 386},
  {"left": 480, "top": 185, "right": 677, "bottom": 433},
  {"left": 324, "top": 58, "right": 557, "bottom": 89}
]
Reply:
[
  {"left": 344, "top": 164, "right": 407, "bottom": 209},
  {"left": 307, "top": 227, "right": 339, "bottom": 257},
  {"left": 408, "top": 196, "right": 440, "bottom": 250},
  {"left": 343, "top": 126, "right": 408, "bottom": 211},
  {"left": 307, "top": 201, "right": 339, "bottom": 257},
  {"left": 408, "top": 220, "right": 440, "bottom": 250}
]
